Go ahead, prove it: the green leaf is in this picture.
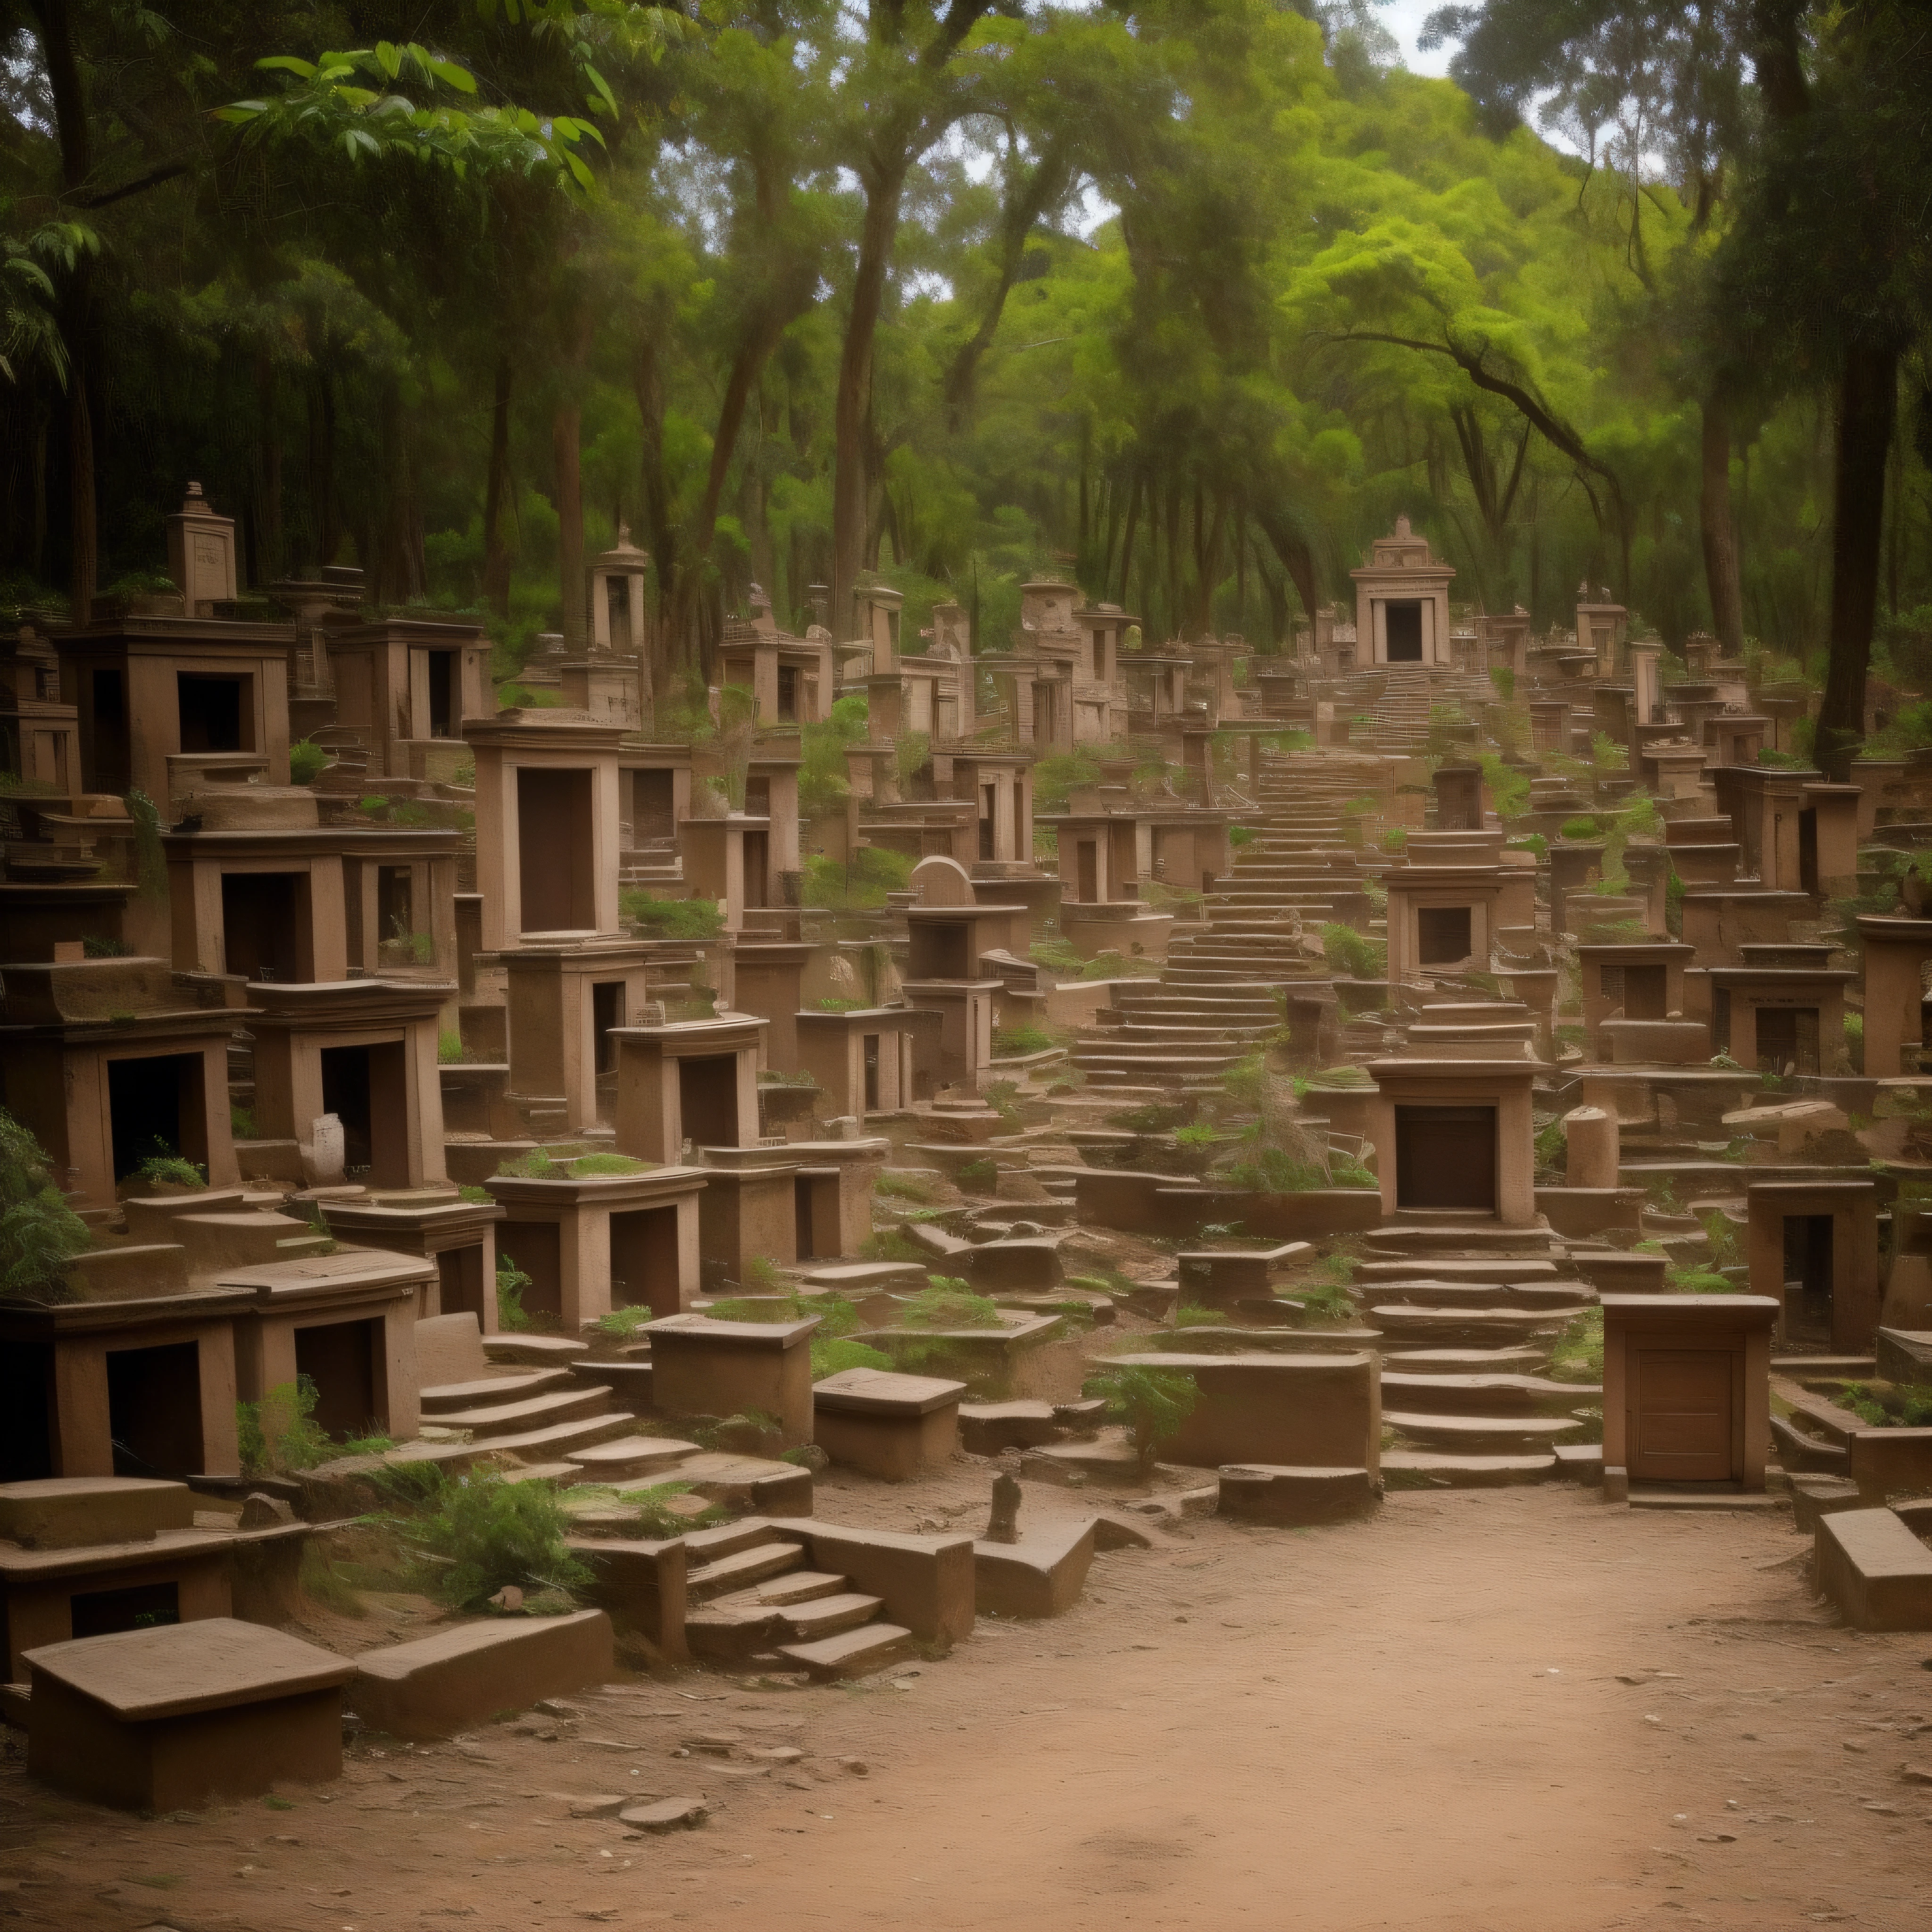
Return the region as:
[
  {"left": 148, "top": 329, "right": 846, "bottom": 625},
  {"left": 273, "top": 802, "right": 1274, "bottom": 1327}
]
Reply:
[
  {"left": 255, "top": 55, "right": 317, "bottom": 78},
  {"left": 374, "top": 41, "right": 402, "bottom": 81}
]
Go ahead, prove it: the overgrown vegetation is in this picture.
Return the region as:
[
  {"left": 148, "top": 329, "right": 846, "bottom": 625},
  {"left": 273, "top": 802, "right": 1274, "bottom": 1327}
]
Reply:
[
  {"left": 392, "top": 1472, "right": 591, "bottom": 1614},
  {"left": 899, "top": 1279, "right": 1003, "bottom": 1329},
  {"left": 620, "top": 890, "right": 724, "bottom": 939},
  {"left": 1083, "top": 1363, "right": 1199, "bottom": 1473},
  {"left": 0, "top": 1106, "right": 91, "bottom": 1301},
  {"left": 495, "top": 1256, "right": 533, "bottom": 1332}
]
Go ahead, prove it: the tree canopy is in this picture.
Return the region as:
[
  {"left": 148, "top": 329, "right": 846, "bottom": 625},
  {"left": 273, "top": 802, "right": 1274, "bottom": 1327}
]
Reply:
[{"left": 4, "top": 0, "right": 1931, "bottom": 760}]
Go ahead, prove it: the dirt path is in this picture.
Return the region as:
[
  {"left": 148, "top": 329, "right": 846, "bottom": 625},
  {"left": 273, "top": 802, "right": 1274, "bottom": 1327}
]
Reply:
[{"left": 5, "top": 1488, "right": 1930, "bottom": 1932}]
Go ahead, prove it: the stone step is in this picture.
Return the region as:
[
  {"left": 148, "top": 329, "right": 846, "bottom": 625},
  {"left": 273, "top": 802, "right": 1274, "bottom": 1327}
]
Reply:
[
  {"left": 686, "top": 1540, "right": 809, "bottom": 1601},
  {"left": 775, "top": 1622, "right": 915, "bottom": 1682},
  {"left": 1386, "top": 1410, "right": 1587, "bottom": 1450},
  {"left": 420, "top": 1368, "right": 573, "bottom": 1413},
  {"left": 1368, "top": 1306, "right": 1572, "bottom": 1347},
  {"left": 563, "top": 1436, "right": 701, "bottom": 1481},
  {"left": 1365, "top": 1279, "right": 1596, "bottom": 1312},
  {"left": 1381, "top": 1372, "right": 1603, "bottom": 1413},
  {"left": 427, "top": 1385, "right": 616, "bottom": 1437},
  {"left": 450, "top": 1410, "right": 643, "bottom": 1464},
  {"left": 1354, "top": 1258, "right": 1562, "bottom": 1285},
  {"left": 776, "top": 1592, "right": 885, "bottom": 1641},
  {"left": 749, "top": 1570, "right": 852, "bottom": 1607},
  {"left": 1381, "top": 1347, "right": 1549, "bottom": 1375}
]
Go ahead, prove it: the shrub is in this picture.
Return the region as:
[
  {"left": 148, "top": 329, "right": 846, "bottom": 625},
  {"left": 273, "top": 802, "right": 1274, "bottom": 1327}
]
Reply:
[
  {"left": 1380, "top": 827, "right": 1408, "bottom": 854},
  {"left": 495, "top": 1257, "right": 533, "bottom": 1331},
  {"left": 437, "top": 1030, "right": 467, "bottom": 1064},
  {"left": 1083, "top": 1364, "right": 1198, "bottom": 1472},
  {"left": 1220, "top": 1146, "right": 1331, "bottom": 1193},
  {"left": 1476, "top": 751, "right": 1531, "bottom": 820},
  {"left": 396, "top": 1473, "right": 591, "bottom": 1613},
  {"left": 955, "top": 1157, "right": 999, "bottom": 1191},
  {"left": 620, "top": 890, "right": 724, "bottom": 939},
  {"left": 860, "top": 1228, "right": 929, "bottom": 1264},
  {"left": 1549, "top": 1307, "right": 1604, "bottom": 1383},
  {"left": 237, "top": 1377, "right": 335, "bottom": 1475},
  {"left": 456, "top": 1183, "right": 494, "bottom": 1204},
  {"left": 800, "top": 846, "right": 913, "bottom": 911},
  {"left": 994, "top": 1022, "right": 1058, "bottom": 1056},
  {"left": 1032, "top": 748, "right": 1104, "bottom": 813},
  {"left": 1173, "top": 1124, "right": 1219, "bottom": 1149},
  {"left": 133, "top": 1151, "right": 206, "bottom": 1189},
  {"left": 594, "top": 1304, "right": 657, "bottom": 1337},
  {"left": 812, "top": 1336, "right": 893, "bottom": 1379},
  {"left": 1840, "top": 1382, "right": 1932, "bottom": 1428},
  {"left": 496, "top": 1149, "right": 565, "bottom": 1179},
  {"left": 1559, "top": 815, "right": 1600, "bottom": 841},
  {"left": 0, "top": 1107, "right": 91, "bottom": 1301},
  {"left": 1318, "top": 923, "right": 1385, "bottom": 980},
  {"left": 899, "top": 1280, "right": 1003, "bottom": 1329},
  {"left": 1229, "top": 824, "right": 1258, "bottom": 847},
  {"left": 289, "top": 739, "right": 330, "bottom": 784},
  {"left": 230, "top": 1104, "right": 257, "bottom": 1141},
  {"left": 571, "top": 1153, "right": 652, "bottom": 1176}
]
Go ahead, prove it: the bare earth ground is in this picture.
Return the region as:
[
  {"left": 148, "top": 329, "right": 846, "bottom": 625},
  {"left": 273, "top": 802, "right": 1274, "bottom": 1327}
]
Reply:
[{"left": 5, "top": 1485, "right": 1932, "bottom": 1932}]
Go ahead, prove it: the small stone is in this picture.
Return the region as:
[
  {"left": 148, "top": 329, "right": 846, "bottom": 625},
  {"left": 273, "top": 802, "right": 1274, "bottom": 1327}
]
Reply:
[
  {"left": 837, "top": 1757, "right": 869, "bottom": 1776},
  {"left": 1899, "top": 1766, "right": 1932, "bottom": 1785},
  {"left": 683, "top": 1732, "right": 744, "bottom": 1755},
  {"left": 620, "top": 1797, "right": 708, "bottom": 1834},
  {"left": 746, "top": 1746, "right": 804, "bottom": 1765},
  {"left": 488, "top": 1585, "right": 525, "bottom": 1613}
]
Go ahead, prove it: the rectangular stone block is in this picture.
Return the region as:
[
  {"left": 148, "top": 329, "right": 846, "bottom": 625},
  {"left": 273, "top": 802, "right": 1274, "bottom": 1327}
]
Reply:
[
  {"left": 766, "top": 1519, "right": 974, "bottom": 1647},
  {"left": 351, "top": 1609, "right": 614, "bottom": 1739},
  {"left": 1815, "top": 1508, "right": 1932, "bottom": 1631},
  {"left": 0, "top": 1478, "right": 195, "bottom": 1551},
  {"left": 1216, "top": 1465, "right": 1379, "bottom": 1526},
  {"left": 1106, "top": 1352, "right": 1381, "bottom": 1475},
  {"left": 972, "top": 1522, "right": 1097, "bottom": 1617},
  {"left": 24, "top": 1618, "right": 353, "bottom": 1811}
]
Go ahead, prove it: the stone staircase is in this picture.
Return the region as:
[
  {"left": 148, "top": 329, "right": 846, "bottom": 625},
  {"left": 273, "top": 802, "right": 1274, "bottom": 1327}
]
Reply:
[
  {"left": 682, "top": 1520, "right": 913, "bottom": 1679},
  {"left": 1351, "top": 1213, "right": 1603, "bottom": 1487}
]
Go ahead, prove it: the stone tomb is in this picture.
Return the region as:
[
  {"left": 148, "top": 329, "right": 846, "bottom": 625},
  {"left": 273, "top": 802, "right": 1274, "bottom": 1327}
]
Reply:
[
  {"left": 644, "top": 1312, "right": 818, "bottom": 1444},
  {"left": 24, "top": 1616, "right": 355, "bottom": 1810},
  {"left": 1105, "top": 1351, "right": 1381, "bottom": 1474},
  {"left": 497, "top": 933, "right": 664, "bottom": 1134},
  {"left": 486, "top": 1161, "right": 705, "bottom": 1328},
  {"left": 811, "top": 1366, "right": 967, "bottom": 1481},
  {"left": 901, "top": 858, "right": 1025, "bottom": 1089},
  {"left": 0, "top": 953, "right": 245, "bottom": 1209},
  {"left": 1383, "top": 857, "right": 1507, "bottom": 985},
  {"left": 1575, "top": 939, "right": 1695, "bottom": 1059},
  {"left": 0, "top": 1476, "right": 309, "bottom": 1679},
  {"left": 318, "top": 1191, "right": 506, "bottom": 1329},
  {"left": 1697, "top": 948, "right": 1854, "bottom": 1076},
  {"left": 1364, "top": 1058, "right": 1541, "bottom": 1226},
  {"left": 1599, "top": 1293, "right": 1777, "bottom": 1493},
  {"left": 324, "top": 614, "right": 494, "bottom": 783},
  {"left": 1855, "top": 915, "right": 1932, "bottom": 1076},
  {"left": 1746, "top": 1179, "right": 1882, "bottom": 1354},
  {"left": 466, "top": 709, "right": 626, "bottom": 953},
  {"left": 247, "top": 978, "right": 451, "bottom": 1189},
  {"left": 1351, "top": 517, "right": 1456, "bottom": 667},
  {"left": 794, "top": 1005, "right": 935, "bottom": 1119}
]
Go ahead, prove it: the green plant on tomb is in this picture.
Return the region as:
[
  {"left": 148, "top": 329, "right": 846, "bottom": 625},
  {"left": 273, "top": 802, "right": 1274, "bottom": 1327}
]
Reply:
[
  {"left": 899, "top": 1279, "right": 1003, "bottom": 1329},
  {"left": 393, "top": 1471, "right": 591, "bottom": 1614},
  {"left": 495, "top": 1256, "right": 533, "bottom": 1332},
  {"left": 612, "top": 1481, "right": 729, "bottom": 1537},
  {"left": 236, "top": 1376, "right": 334, "bottom": 1476},
  {"left": 811, "top": 1336, "right": 893, "bottom": 1380},
  {"left": 0, "top": 1106, "right": 91, "bottom": 1301},
  {"left": 133, "top": 1148, "right": 207, "bottom": 1189},
  {"left": 1083, "top": 1363, "right": 1199, "bottom": 1474}
]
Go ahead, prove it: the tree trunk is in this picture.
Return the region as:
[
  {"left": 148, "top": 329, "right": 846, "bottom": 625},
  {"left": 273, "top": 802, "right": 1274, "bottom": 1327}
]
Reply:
[
  {"left": 31, "top": 0, "right": 98, "bottom": 616},
  {"left": 554, "top": 399, "right": 585, "bottom": 652},
  {"left": 482, "top": 355, "right": 513, "bottom": 616},
  {"left": 1816, "top": 342, "right": 1899, "bottom": 780},
  {"left": 831, "top": 165, "right": 908, "bottom": 634},
  {"left": 255, "top": 355, "right": 283, "bottom": 585},
  {"left": 1699, "top": 393, "right": 1746, "bottom": 657}
]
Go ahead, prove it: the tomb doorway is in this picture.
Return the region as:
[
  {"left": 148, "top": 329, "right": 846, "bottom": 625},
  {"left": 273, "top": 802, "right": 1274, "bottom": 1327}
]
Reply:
[
  {"left": 516, "top": 766, "right": 595, "bottom": 933},
  {"left": 611, "top": 1204, "right": 681, "bottom": 1316},
  {"left": 1384, "top": 600, "right": 1424, "bottom": 663},
  {"left": 71, "top": 1580, "right": 181, "bottom": 1640},
  {"left": 1416, "top": 905, "right": 1473, "bottom": 965},
  {"left": 0, "top": 1342, "right": 54, "bottom": 1481},
  {"left": 222, "top": 871, "right": 304, "bottom": 982},
  {"left": 294, "top": 1318, "right": 381, "bottom": 1440},
  {"left": 1782, "top": 1213, "right": 1835, "bottom": 1346},
  {"left": 1754, "top": 1005, "right": 1818, "bottom": 1075},
  {"left": 320, "top": 1040, "right": 409, "bottom": 1184},
  {"left": 89, "top": 668, "right": 130, "bottom": 792},
  {"left": 427, "top": 650, "right": 455, "bottom": 737},
  {"left": 678, "top": 1055, "right": 740, "bottom": 1149},
  {"left": 106, "top": 1340, "right": 203, "bottom": 1477},
  {"left": 436, "top": 1247, "right": 486, "bottom": 1324},
  {"left": 1394, "top": 1105, "right": 1498, "bottom": 1212},
  {"left": 1629, "top": 1349, "right": 1734, "bottom": 1482},
  {"left": 108, "top": 1052, "right": 203, "bottom": 1182},
  {"left": 176, "top": 673, "right": 248, "bottom": 752},
  {"left": 499, "top": 1222, "right": 562, "bottom": 1325}
]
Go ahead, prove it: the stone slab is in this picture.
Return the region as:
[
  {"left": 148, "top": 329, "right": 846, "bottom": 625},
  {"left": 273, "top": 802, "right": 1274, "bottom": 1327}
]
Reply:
[
  {"left": 1815, "top": 1509, "right": 1932, "bottom": 1631},
  {"left": 972, "top": 1521, "right": 1098, "bottom": 1617},
  {"left": 352, "top": 1610, "right": 614, "bottom": 1739},
  {"left": 0, "top": 1477, "right": 195, "bottom": 1551},
  {"left": 1216, "top": 1465, "right": 1379, "bottom": 1526}
]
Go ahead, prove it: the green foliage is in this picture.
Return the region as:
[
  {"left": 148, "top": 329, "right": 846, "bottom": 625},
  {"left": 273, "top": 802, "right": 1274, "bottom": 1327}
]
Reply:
[
  {"left": 1380, "top": 827, "right": 1408, "bottom": 854},
  {"left": 800, "top": 847, "right": 914, "bottom": 912},
  {"left": 899, "top": 1281, "right": 1003, "bottom": 1330},
  {"left": 456, "top": 1184, "right": 494, "bottom": 1204},
  {"left": 1840, "top": 1382, "right": 1932, "bottom": 1429},
  {"left": 612, "top": 1482, "right": 727, "bottom": 1538},
  {"left": 620, "top": 890, "right": 723, "bottom": 939},
  {"left": 799, "top": 695, "right": 868, "bottom": 821},
  {"left": 993, "top": 1023, "right": 1058, "bottom": 1056},
  {"left": 289, "top": 740, "right": 330, "bottom": 784},
  {"left": 1669, "top": 1267, "right": 1736, "bottom": 1295},
  {"left": 860, "top": 1228, "right": 929, "bottom": 1265},
  {"left": 955, "top": 1158, "right": 999, "bottom": 1192},
  {"left": 1173, "top": 1124, "right": 1220, "bottom": 1149},
  {"left": 1559, "top": 816, "right": 1600, "bottom": 842},
  {"left": 237, "top": 1377, "right": 334, "bottom": 1476},
  {"left": 875, "top": 1170, "right": 937, "bottom": 1203},
  {"left": 1549, "top": 1308, "right": 1604, "bottom": 1385},
  {"left": 133, "top": 1152, "right": 206, "bottom": 1190},
  {"left": 1318, "top": 923, "right": 1385, "bottom": 980},
  {"left": 811, "top": 1336, "right": 894, "bottom": 1380},
  {"left": 570, "top": 1153, "right": 652, "bottom": 1176},
  {"left": 1220, "top": 1146, "right": 1335, "bottom": 1194},
  {"left": 1228, "top": 824, "right": 1258, "bottom": 848},
  {"left": 0, "top": 1107, "right": 92, "bottom": 1301},
  {"left": 495, "top": 1257, "right": 533, "bottom": 1332},
  {"left": 1032, "top": 749, "right": 1104, "bottom": 813},
  {"left": 1490, "top": 667, "right": 1516, "bottom": 701},
  {"left": 1172, "top": 1303, "right": 1225, "bottom": 1328},
  {"left": 124, "top": 789, "right": 168, "bottom": 901},
  {"left": 1476, "top": 752, "right": 1531, "bottom": 820},
  {"left": 230, "top": 1105, "right": 257, "bottom": 1141},
  {"left": 1083, "top": 1364, "right": 1199, "bottom": 1469},
  {"left": 437, "top": 1030, "right": 467, "bottom": 1064},
  {"left": 593, "top": 1304, "right": 656, "bottom": 1337},
  {"left": 394, "top": 1473, "right": 592, "bottom": 1614},
  {"left": 1508, "top": 832, "right": 1549, "bottom": 860}
]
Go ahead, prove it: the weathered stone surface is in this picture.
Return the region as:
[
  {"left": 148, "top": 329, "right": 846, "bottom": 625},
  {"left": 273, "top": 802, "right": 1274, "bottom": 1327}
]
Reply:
[
  {"left": 352, "top": 1611, "right": 615, "bottom": 1739},
  {"left": 1216, "top": 1465, "right": 1379, "bottom": 1527},
  {"left": 621, "top": 1796, "right": 708, "bottom": 1832},
  {"left": 972, "top": 1521, "right": 1098, "bottom": 1618}
]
